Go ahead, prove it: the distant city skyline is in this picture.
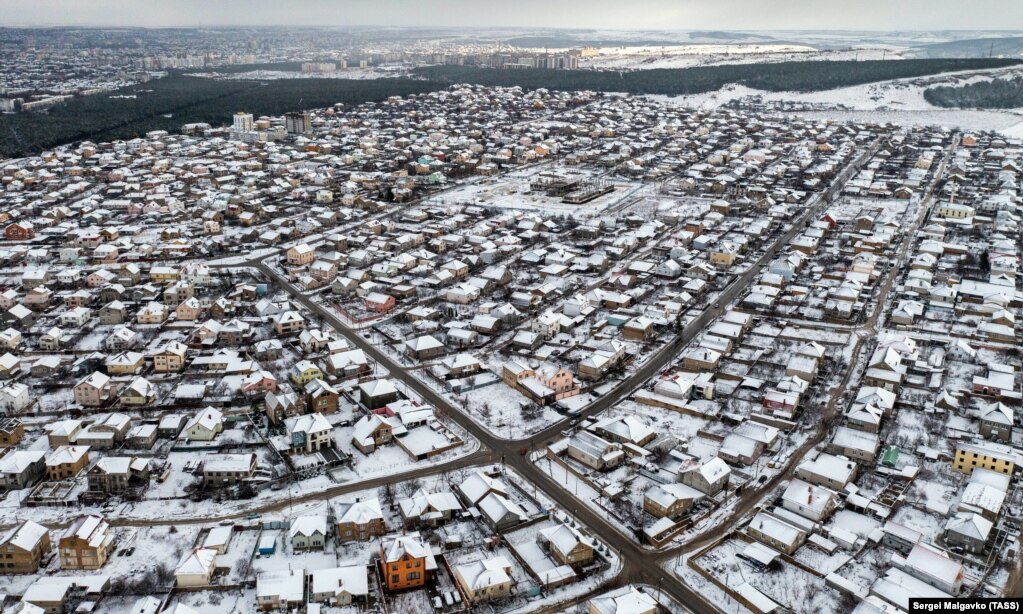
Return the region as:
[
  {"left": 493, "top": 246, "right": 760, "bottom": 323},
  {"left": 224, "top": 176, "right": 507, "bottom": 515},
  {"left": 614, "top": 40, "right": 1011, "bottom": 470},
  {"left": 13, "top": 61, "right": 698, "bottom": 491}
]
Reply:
[{"left": 2, "top": 0, "right": 1021, "bottom": 31}]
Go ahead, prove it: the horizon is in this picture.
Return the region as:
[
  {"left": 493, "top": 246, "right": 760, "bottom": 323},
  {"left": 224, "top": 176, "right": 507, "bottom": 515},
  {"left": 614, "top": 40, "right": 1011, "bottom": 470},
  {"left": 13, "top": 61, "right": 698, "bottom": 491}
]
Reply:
[{"left": 1, "top": 0, "right": 1021, "bottom": 31}]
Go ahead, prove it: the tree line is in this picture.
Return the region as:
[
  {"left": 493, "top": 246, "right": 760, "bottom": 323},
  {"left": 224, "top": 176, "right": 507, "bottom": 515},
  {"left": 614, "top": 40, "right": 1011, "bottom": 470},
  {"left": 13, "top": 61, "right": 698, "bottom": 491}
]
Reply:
[
  {"left": 924, "top": 77, "right": 1023, "bottom": 109},
  {"left": 0, "top": 74, "right": 442, "bottom": 158},
  {"left": 414, "top": 58, "right": 1021, "bottom": 95},
  {"left": 1, "top": 58, "right": 1019, "bottom": 158}
]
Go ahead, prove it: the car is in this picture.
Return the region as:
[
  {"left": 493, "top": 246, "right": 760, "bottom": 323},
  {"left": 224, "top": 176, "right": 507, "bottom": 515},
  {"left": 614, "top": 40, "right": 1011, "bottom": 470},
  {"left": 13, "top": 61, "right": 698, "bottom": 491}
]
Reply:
[{"left": 560, "top": 429, "right": 574, "bottom": 438}]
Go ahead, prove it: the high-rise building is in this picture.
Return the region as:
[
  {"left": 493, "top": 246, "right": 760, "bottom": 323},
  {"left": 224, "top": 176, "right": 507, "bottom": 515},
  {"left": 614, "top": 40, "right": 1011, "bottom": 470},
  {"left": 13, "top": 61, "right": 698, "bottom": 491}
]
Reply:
[
  {"left": 232, "top": 112, "right": 253, "bottom": 133},
  {"left": 285, "top": 111, "right": 311, "bottom": 134}
]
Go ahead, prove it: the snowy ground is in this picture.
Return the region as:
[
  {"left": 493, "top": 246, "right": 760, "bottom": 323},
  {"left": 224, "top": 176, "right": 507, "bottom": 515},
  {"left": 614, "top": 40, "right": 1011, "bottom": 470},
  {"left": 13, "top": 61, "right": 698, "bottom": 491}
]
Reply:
[
  {"left": 643, "top": 63, "right": 1023, "bottom": 133},
  {"left": 580, "top": 45, "right": 901, "bottom": 71},
  {"left": 433, "top": 165, "right": 646, "bottom": 219},
  {"left": 689, "top": 537, "right": 845, "bottom": 613}
]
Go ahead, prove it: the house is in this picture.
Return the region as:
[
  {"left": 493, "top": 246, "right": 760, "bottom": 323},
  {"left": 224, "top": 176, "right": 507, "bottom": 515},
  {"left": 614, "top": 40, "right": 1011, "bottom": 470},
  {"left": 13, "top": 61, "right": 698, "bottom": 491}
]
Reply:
[
  {"left": 310, "top": 565, "right": 370, "bottom": 605},
  {"left": 379, "top": 532, "right": 436, "bottom": 592},
  {"left": 364, "top": 292, "right": 395, "bottom": 313},
  {"left": 58, "top": 515, "right": 111, "bottom": 569},
  {"left": 478, "top": 492, "right": 528, "bottom": 532},
  {"left": 943, "top": 512, "right": 993, "bottom": 555},
  {"left": 73, "top": 371, "right": 115, "bottom": 407},
  {"left": 0, "top": 382, "right": 31, "bottom": 413},
  {"left": 265, "top": 388, "right": 304, "bottom": 425},
  {"left": 456, "top": 470, "right": 506, "bottom": 508},
  {"left": 953, "top": 440, "right": 1020, "bottom": 476},
  {"left": 438, "top": 353, "right": 482, "bottom": 380},
  {"left": 405, "top": 334, "right": 445, "bottom": 360},
  {"left": 568, "top": 431, "right": 625, "bottom": 471},
  {"left": 644, "top": 482, "right": 704, "bottom": 519},
  {"left": 272, "top": 311, "right": 305, "bottom": 335},
  {"left": 325, "top": 349, "right": 371, "bottom": 379},
  {"left": 175, "top": 297, "right": 202, "bottom": 321},
  {"left": 592, "top": 415, "right": 656, "bottom": 447},
  {"left": 275, "top": 348, "right": 317, "bottom": 379},
  {"left": 746, "top": 511, "right": 807, "bottom": 555},
  {"left": 828, "top": 426, "right": 879, "bottom": 463},
  {"left": 0, "top": 416, "right": 24, "bottom": 446},
  {"left": 588, "top": 586, "right": 658, "bottom": 614},
  {"left": 105, "top": 351, "right": 144, "bottom": 375},
  {"left": 153, "top": 341, "right": 188, "bottom": 372},
  {"left": 781, "top": 478, "right": 839, "bottom": 522},
  {"left": 0, "top": 352, "right": 20, "bottom": 378},
  {"left": 503, "top": 361, "right": 580, "bottom": 405},
  {"left": 174, "top": 547, "right": 218, "bottom": 587},
  {"left": 183, "top": 407, "right": 224, "bottom": 441},
  {"left": 979, "top": 402, "right": 1014, "bottom": 442},
  {"left": 0, "top": 520, "right": 51, "bottom": 573},
  {"left": 539, "top": 523, "right": 594, "bottom": 567},
  {"left": 0, "top": 450, "right": 46, "bottom": 489},
  {"left": 289, "top": 514, "right": 328, "bottom": 550},
  {"left": 46, "top": 419, "right": 82, "bottom": 446},
  {"left": 351, "top": 414, "right": 403, "bottom": 454},
  {"left": 681, "top": 347, "right": 721, "bottom": 371},
  {"left": 119, "top": 377, "right": 156, "bottom": 406},
  {"left": 283, "top": 413, "right": 333, "bottom": 454},
  {"left": 358, "top": 378, "right": 400, "bottom": 409},
  {"left": 397, "top": 488, "right": 463, "bottom": 527},
  {"left": 158, "top": 414, "right": 188, "bottom": 439},
  {"left": 306, "top": 378, "right": 340, "bottom": 414},
  {"left": 454, "top": 557, "right": 514, "bottom": 603},
  {"left": 202, "top": 453, "right": 256, "bottom": 485},
  {"left": 893, "top": 543, "right": 964, "bottom": 594},
  {"left": 720, "top": 422, "right": 777, "bottom": 466},
  {"left": 335, "top": 498, "right": 386, "bottom": 542},
  {"left": 46, "top": 445, "right": 90, "bottom": 479},
  {"left": 86, "top": 456, "right": 150, "bottom": 496},
  {"left": 623, "top": 316, "right": 656, "bottom": 340},
  {"left": 286, "top": 243, "right": 315, "bottom": 266},
  {"left": 256, "top": 569, "right": 305, "bottom": 611},
  {"left": 679, "top": 457, "right": 731, "bottom": 495},
  {"left": 532, "top": 310, "right": 561, "bottom": 339},
  {"left": 795, "top": 452, "right": 858, "bottom": 490},
  {"left": 882, "top": 521, "right": 923, "bottom": 555}
]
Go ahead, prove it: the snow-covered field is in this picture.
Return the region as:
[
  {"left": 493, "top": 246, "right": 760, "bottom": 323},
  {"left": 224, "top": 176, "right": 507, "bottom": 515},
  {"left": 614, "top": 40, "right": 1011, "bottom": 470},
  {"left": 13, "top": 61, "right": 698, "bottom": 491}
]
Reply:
[
  {"left": 581, "top": 45, "right": 906, "bottom": 71},
  {"left": 643, "top": 63, "right": 1023, "bottom": 134}
]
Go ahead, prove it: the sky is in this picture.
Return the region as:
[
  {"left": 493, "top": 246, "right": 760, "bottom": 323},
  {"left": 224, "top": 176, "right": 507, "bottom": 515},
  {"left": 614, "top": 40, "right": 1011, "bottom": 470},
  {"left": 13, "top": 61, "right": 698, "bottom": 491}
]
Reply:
[{"left": 1, "top": 0, "right": 1021, "bottom": 31}]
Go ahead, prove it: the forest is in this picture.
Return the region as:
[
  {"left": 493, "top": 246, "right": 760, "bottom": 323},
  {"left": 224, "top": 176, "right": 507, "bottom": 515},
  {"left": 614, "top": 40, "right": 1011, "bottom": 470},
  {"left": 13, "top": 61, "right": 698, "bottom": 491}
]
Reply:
[
  {"left": 923, "top": 77, "right": 1023, "bottom": 109},
  {"left": 1, "top": 58, "right": 1018, "bottom": 158},
  {"left": 0, "top": 75, "right": 441, "bottom": 157},
  {"left": 414, "top": 58, "right": 1021, "bottom": 95}
]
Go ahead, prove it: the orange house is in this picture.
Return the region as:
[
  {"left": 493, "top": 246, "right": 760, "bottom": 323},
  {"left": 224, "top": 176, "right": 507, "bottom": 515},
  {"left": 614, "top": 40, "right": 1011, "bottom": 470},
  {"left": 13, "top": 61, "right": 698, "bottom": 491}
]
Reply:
[
  {"left": 364, "top": 293, "right": 395, "bottom": 313},
  {"left": 379, "top": 532, "right": 437, "bottom": 592},
  {"left": 5, "top": 223, "right": 34, "bottom": 240}
]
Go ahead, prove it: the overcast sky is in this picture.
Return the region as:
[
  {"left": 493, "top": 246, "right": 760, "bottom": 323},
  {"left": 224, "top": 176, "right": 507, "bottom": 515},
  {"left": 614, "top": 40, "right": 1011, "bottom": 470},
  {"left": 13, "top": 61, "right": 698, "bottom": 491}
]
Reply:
[{"left": 2, "top": 0, "right": 1021, "bottom": 31}]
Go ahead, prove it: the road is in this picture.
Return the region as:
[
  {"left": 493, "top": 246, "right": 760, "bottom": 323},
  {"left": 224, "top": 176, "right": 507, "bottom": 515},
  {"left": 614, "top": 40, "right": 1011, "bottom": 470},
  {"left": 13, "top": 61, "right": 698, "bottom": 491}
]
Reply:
[
  {"left": 3, "top": 140, "right": 880, "bottom": 609},
  {"left": 249, "top": 141, "right": 882, "bottom": 612}
]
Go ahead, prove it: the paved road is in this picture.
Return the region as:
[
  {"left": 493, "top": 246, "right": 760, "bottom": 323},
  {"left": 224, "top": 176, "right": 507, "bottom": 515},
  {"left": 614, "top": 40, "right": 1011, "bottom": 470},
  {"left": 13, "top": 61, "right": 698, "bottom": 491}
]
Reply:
[
  {"left": 0, "top": 450, "right": 495, "bottom": 533},
  {"left": 251, "top": 142, "right": 881, "bottom": 612},
  {"left": 254, "top": 259, "right": 726, "bottom": 613}
]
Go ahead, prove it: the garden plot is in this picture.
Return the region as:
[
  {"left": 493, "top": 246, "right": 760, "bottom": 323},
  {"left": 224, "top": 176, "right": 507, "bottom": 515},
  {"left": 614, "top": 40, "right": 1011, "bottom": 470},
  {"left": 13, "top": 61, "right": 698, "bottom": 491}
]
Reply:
[{"left": 695, "top": 538, "right": 844, "bottom": 613}]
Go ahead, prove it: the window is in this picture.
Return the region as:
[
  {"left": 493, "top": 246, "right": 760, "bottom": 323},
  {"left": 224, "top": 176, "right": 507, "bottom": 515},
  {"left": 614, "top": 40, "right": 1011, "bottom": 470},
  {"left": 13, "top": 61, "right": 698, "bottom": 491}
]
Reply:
[
  {"left": 407, "top": 571, "right": 420, "bottom": 581},
  {"left": 391, "top": 575, "right": 399, "bottom": 584}
]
